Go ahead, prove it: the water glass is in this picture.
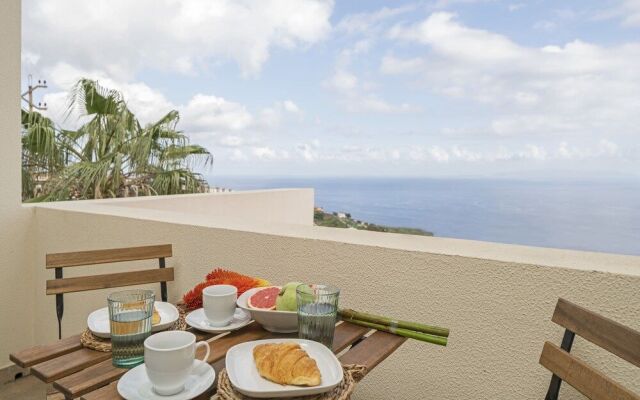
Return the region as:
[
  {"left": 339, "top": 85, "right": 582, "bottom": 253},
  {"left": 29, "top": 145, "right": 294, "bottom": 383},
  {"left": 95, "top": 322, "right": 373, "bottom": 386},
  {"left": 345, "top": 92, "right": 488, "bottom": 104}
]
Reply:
[
  {"left": 108, "top": 289, "right": 155, "bottom": 368},
  {"left": 297, "top": 284, "right": 340, "bottom": 349}
]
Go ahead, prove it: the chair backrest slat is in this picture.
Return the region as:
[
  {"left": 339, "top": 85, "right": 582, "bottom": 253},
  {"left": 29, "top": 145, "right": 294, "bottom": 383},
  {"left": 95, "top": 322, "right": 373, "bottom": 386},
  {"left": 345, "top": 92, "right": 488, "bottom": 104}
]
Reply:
[
  {"left": 552, "top": 298, "right": 640, "bottom": 368},
  {"left": 540, "top": 342, "right": 640, "bottom": 400},
  {"left": 46, "top": 268, "right": 174, "bottom": 295},
  {"left": 46, "top": 244, "right": 172, "bottom": 269}
]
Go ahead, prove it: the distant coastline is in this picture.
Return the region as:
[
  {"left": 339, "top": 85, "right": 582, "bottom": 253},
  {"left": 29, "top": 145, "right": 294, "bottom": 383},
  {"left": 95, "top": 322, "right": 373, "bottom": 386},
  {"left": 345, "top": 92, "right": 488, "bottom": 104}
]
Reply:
[
  {"left": 313, "top": 207, "right": 433, "bottom": 236},
  {"left": 207, "top": 184, "right": 433, "bottom": 236},
  {"left": 207, "top": 176, "right": 640, "bottom": 256}
]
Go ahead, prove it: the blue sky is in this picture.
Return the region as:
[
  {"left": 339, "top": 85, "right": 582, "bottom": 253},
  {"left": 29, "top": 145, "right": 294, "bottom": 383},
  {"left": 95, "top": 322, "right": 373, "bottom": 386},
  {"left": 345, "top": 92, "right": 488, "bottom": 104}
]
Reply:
[{"left": 21, "top": 0, "right": 640, "bottom": 178}]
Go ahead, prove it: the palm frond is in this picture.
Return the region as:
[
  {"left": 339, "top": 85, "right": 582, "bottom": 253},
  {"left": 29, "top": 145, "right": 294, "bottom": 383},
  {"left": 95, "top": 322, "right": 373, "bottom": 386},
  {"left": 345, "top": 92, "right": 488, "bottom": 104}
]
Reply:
[
  {"left": 21, "top": 110, "right": 64, "bottom": 171},
  {"left": 151, "top": 168, "right": 207, "bottom": 195},
  {"left": 160, "top": 144, "right": 213, "bottom": 168},
  {"left": 22, "top": 78, "right": 213, "bottom": 201}
]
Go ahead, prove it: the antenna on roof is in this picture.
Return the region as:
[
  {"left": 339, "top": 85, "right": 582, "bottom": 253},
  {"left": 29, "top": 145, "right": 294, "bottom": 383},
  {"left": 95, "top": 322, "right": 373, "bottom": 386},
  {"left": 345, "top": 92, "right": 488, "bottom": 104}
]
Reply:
[{"left": 21, "top": 74, "right": 48, "bottom": 112}]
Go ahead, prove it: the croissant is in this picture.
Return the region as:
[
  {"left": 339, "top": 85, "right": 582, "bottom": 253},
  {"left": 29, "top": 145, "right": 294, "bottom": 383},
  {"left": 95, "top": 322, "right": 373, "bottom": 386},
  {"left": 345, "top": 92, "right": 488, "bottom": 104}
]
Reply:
[{"left": 253, "top": 342, "right": 321, "bottom": 386}]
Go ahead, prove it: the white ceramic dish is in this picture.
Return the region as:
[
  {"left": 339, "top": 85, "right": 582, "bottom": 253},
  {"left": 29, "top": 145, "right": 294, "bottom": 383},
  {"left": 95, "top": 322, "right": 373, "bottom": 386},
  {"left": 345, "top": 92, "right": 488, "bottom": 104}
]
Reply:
[
  {"left": 87, "top": 302, "right": 179, "bottom": 339},
  {"left": 185, "top": 307, "right": 251, "bottom": 333},
  {"left": 237, "top": 287, "right": 298, "bottom": 333},
  {"left": 226, "top": 338, "right": 343, "bottom": 398},
  {"left": 117, "top": 360, "right": 215, "bottom": 400}
]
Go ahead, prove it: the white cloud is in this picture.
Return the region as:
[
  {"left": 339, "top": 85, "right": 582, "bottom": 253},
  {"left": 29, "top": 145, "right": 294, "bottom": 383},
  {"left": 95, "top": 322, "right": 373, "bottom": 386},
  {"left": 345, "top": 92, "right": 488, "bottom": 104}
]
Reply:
[
  {"left": 229, "top": 149, "right": 248, "bottom": 161},
  {"left": 429, "top": 146, "right": 451, "bottom": 162},
  {"left": 389, "top": 12, "right": 524, "bottom": 65},
  {"left": 594, "top": 1, "right": 640, "bottom": 27},
  {"left": 326, "top": 5, "right": 419, "bottom": 115},
  {"left": 380, "top": 56, "right": 425, "bottom": 74},
  {"left": 354, "top": 95, "right": 415, "bottom": 113},
  {"left": 251, "top": 146, "right": 289, "bottom": 160},
  {"left": 336, "top": 5, "right": 416, "bottom": 35},
  {"left": 598, "top": 139, "right": 619, "bottom": 156},
  {"left": 21, "top": 51, "right": 40, "bottom": 67},
  {"left": 237, "top": 139, "right": 628, "bottom": 166},
  {"left": 259, "top": 100, "right": 303, "bottom": 127},
  {"left": 523, "top": 145, "right": 547, "bottom": 161},
  {"left": 40, "top": 91, "right": 70, "bottom": 128},
  {"left": 283, "top": 100, "right": 300, "bottom": 113},
  {"left": 296, "top": 140, "right": 398, "bottom": 163},
  {"left": 431, "top": 0, "right": 495, "bottom": 8},
  {"left": 40, "top": 63, "right": 174, "bottom": 127},
  {"left": 408, "top": 146, "right": 426, "bottom": 161},
  {"left": 23, "top": 1, "right": 639, "bottom": 175},
  {"left": 219, "top": 135, "right": 245, "bottom": 147},
  {"left": 181, "top": 95, "right": 253, "bottom": 132},
  {"left": 23, "top": 0, "right": 333, "bottom": 78},
  {"left": 296, "top": 141, "right": 320, "bottom": 162},
  {"left": 325, "top": 70, "right": 358, "bottom": 92},
  {"left": 324, "top": 68, "right": 417, "bottom": 113},
  {"left": 36, "top": 63, "right": 306, "bottom": 161},
  {"left": 557, "top": 139, "right": 620, "bottom": 160},
  {"left": 252, "top": 146, "right": 277, "bottom": 160},
  {"left": 223, "top": 139, "right": 628, "bottom": 165},
  {"left": 385, "top": 12, "right": 640, "bottom": 138},
  {"left": 405, "top": 141, "right": 621, "bottom": 164},
  {"left": 621, "top": 0, "right": 640, "bottom": 26}
]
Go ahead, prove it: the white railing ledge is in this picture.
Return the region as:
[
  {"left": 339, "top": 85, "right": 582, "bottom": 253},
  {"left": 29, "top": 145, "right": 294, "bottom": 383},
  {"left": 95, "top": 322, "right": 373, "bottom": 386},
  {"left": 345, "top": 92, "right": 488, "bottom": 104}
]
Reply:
[{"left": 30, "top": 193, "right": 640, "bottom": 279}]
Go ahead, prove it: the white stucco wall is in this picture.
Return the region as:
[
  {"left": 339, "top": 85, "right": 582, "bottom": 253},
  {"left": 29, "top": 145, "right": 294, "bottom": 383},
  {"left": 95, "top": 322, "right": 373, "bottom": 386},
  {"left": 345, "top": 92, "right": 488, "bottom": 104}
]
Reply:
[
  {"left": 0, "top": 0, "right": 36, "bottom": 378},
  {"left": 86, "top": 189, "right": 314, "bottom": 226},
  {"left": 31, "top": 204, "right": 640, "bottom": 400}
]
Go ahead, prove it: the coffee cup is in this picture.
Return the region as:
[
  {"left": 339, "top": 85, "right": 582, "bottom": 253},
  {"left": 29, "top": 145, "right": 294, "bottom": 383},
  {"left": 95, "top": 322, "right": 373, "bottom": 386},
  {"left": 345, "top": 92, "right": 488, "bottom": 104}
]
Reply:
[
  {"left": 144, "top": 331, "right": 210, "bottom": 396},
  {"left": 203, "top": 284, "right": 238, "bottom": 327}
]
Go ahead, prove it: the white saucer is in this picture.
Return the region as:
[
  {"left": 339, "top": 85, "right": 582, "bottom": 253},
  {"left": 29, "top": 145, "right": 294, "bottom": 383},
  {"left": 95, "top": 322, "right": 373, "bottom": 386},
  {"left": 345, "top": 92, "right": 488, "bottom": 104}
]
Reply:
[
  {"left": 185, "top": 307, "right": 251, "bottom": 333},
  {"left": 88, "top": 302, "right": 180, "bottom": 339},
  {"left": 117, "top": 360, "right": 215, "bottom": 400}
]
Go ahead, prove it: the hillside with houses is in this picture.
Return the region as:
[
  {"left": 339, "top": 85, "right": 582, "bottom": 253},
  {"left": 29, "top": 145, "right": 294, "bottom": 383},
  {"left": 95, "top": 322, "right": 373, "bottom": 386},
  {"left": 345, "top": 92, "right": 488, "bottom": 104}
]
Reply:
[{"left": 313, "top": 207, "right": 433, "bottom": 236}]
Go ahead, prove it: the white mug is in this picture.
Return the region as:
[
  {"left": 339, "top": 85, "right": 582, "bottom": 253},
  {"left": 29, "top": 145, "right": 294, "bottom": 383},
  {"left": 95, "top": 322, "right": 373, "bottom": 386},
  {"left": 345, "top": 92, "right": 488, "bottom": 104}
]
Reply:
[
  {"left": 203, "top": 284, "right": 238, "bottom": 327},
  {"left": 144, "top": 331, "right": 210, "bottom": 396}
]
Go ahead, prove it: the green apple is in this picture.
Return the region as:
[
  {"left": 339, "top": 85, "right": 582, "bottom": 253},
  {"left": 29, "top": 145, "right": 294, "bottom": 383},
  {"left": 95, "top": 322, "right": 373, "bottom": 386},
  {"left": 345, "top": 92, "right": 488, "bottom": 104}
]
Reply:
[{"left": 276, "top": 282, "right": 312, "bottom": 311}]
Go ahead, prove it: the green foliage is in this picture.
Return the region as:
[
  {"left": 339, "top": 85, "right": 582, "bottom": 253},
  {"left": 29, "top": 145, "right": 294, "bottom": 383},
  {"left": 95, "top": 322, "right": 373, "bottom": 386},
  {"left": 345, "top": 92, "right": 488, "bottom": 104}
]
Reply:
[{"left": 21, "top": 79, "right": 212, "bottom": 201}]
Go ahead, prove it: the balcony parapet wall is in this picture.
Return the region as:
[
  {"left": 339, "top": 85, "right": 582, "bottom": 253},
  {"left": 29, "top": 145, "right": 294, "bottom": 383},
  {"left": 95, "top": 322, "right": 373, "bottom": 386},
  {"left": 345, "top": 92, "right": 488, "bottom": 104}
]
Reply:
[{"left": 26, "top": 192, "right": 640, "bottom": 399}]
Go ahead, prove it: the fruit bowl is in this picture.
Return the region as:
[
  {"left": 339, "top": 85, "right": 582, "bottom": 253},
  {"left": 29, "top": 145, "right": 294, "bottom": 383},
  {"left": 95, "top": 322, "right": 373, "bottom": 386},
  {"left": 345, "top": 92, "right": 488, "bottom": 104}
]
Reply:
[{"left": 237, "top": 287, "right": 298, "bottom": 333}]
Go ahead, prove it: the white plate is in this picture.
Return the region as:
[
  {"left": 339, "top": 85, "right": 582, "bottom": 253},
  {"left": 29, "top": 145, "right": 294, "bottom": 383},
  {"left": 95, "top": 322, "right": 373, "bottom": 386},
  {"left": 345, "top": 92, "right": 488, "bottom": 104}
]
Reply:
[
  {"left": 87, "top": 302, "right": 179, "bottom": 339},
  {"left": 237, "top": 288, "right": 298, "bottom": 333},
  {"left": 226, "top": 338, "right": 343, "bottom": 398},
  {"left": 185, "top": 308, "right": 251, "bottom": 333},
  {"left": 117, "top": 360, "right": 215, "bottom": 400}
]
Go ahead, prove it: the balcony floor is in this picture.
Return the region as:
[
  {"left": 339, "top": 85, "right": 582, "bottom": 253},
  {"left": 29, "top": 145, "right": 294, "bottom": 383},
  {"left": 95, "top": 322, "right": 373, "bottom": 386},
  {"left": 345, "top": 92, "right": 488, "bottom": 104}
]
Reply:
[{"left": 1, "top": 375, "right": 45, "bottom": 399}]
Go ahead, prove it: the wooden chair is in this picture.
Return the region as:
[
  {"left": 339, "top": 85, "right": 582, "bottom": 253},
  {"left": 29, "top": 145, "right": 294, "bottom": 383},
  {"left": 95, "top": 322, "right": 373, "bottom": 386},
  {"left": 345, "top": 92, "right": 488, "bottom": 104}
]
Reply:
[
  {"left": 46, "top": 244, "right": 174, "bottom": 339},
  {"left": 539, "top": 298, "right": 640, "bottom": 400}
]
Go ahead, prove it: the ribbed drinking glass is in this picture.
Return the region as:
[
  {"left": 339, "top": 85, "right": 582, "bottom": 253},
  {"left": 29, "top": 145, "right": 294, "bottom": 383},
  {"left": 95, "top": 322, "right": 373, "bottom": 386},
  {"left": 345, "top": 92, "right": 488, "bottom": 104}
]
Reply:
[
  {"left": 107, "top": 289, "right": 155, "bottom": 368},
  {"left": 297, "top": 284, "right": 340, "bottom": 349}
]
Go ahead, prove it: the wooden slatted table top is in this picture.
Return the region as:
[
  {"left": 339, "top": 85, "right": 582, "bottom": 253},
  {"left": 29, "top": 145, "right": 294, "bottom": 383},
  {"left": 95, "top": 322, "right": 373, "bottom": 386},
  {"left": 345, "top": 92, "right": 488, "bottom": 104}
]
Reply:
[{"left": 11, "top": 314, "right": 406, "bottom": 400}]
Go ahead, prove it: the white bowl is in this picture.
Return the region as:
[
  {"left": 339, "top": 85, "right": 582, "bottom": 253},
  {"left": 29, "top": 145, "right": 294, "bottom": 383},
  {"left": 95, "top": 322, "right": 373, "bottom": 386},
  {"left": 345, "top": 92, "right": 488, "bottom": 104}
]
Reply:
[{"left": 237, "top": 287, "right": 298, "bottom": 333}]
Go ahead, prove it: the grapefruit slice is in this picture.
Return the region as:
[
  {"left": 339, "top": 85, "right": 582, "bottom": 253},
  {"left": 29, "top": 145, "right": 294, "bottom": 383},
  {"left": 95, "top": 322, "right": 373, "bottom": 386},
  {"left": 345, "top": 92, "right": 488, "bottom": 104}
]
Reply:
[{"left": 247, "top": 286, "right": 281, "bottom": 310}]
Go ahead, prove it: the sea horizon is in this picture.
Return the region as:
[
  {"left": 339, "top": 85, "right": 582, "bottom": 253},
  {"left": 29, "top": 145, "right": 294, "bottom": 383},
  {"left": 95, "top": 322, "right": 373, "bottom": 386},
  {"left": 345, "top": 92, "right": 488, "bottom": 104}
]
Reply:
[{"left": 206, "top": 175, "right": 640, "bottom": 257}]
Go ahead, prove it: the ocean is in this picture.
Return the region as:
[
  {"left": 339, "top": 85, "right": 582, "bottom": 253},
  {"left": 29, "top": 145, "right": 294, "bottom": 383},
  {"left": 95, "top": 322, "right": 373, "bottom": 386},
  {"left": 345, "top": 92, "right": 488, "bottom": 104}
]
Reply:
[{"left": 208, "top": 176, "right": 640, "bottom": 256}]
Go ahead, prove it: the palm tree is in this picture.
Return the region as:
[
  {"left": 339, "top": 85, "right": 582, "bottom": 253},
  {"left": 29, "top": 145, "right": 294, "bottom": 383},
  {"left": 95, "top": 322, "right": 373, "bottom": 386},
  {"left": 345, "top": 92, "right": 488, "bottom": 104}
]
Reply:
[{"left": 22, "top": 79, "right": 212, "bottom": 201}]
